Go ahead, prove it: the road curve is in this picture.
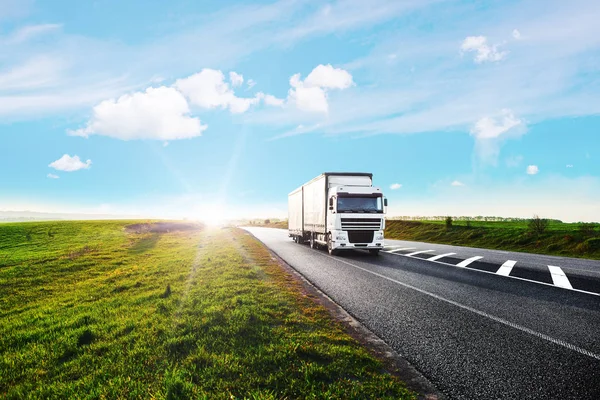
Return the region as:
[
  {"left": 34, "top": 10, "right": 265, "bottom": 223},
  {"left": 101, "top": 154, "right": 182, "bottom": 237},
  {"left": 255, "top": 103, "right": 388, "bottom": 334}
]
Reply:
[{"left": 244, "top": 227, "right": 600, "bottom": 400}]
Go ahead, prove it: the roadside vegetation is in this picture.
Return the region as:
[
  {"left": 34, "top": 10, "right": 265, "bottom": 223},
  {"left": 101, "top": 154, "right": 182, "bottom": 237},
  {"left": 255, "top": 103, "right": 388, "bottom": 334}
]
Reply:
[
  {"left": 385, "top": 217, "right": 600, "bottom": 260},
  {"left": 246, "top": 219, "right": 288, "bottom": 229},
  {"left": 0, "top": 220, "right": 415, "bottom": 399}
]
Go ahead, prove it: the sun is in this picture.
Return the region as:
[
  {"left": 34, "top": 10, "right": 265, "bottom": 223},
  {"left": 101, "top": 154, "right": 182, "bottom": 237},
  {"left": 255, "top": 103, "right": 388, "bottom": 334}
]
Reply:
[{"left": 189, "top": 204, "right": 229, "bottom": 226}]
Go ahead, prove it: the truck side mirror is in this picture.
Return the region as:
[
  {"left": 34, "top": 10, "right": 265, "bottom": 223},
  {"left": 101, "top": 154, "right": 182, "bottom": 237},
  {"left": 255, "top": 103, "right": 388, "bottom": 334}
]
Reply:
[{"left": 384, "top": 198, "right": 388, "bottom": 207}]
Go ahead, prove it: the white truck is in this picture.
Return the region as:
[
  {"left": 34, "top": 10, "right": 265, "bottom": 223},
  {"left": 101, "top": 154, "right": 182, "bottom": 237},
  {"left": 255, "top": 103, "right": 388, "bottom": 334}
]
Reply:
[{"left": 288, "top": 172, "right": 387, "bottom": 255}]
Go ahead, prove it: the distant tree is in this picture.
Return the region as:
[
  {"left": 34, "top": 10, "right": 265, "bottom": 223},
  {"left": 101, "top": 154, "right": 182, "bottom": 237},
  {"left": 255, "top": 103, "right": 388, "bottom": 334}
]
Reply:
[
  {"left": 528, "top": 215, "right": 549, "bottom": 235},
  {"left": 445, "top": 216, "right": 453, "bottom": 229},
  {"left": 264, "top": 219, "right": 271, "bottom": 225}
]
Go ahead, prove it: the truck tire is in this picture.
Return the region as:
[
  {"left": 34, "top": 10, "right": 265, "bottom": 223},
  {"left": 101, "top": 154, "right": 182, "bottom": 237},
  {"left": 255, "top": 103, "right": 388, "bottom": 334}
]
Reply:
[{"left": 369, "top": 249, "right": 380, "bottom": 256}]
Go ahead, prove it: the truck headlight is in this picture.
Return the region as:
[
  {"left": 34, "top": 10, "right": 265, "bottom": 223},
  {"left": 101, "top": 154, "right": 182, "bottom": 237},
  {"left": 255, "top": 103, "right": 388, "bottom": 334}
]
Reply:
[{"left": 375, "top": 233, "right": 384, "bottom": 241}]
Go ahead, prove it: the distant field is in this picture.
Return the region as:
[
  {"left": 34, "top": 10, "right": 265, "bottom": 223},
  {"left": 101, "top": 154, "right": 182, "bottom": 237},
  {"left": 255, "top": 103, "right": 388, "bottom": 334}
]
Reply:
[
  {"left": 385, "top": 219, "right": 600, "bottom": 260},
  {"left": 0, "top": 221, "right": 414, "bottom": 399}
]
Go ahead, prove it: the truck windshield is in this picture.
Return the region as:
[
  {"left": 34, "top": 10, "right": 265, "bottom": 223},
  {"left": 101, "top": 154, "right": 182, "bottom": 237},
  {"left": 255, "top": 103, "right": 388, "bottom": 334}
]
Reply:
[{"left": 337, "top": 196, "right": 383, "bottom": 213}]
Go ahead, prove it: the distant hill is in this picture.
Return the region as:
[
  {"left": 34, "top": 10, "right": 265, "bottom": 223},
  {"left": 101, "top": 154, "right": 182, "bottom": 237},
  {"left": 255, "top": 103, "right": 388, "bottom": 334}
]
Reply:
[{"left": 0, "top": 210, "right": 142, "bottom": 223}]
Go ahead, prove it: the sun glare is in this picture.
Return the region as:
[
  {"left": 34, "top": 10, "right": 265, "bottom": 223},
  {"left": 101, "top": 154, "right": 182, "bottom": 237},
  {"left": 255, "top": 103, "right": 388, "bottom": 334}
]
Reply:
[{"left": 190, "top": 205, "right": 229, "bottom": 226}]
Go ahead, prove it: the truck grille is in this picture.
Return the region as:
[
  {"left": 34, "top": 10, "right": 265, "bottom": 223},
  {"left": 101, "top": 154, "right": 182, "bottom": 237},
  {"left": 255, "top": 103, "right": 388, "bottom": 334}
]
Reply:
[
  {"left": 341, "top": 218, "right": 382, "bottom": 230},
  {"left": 348, "top": 230, "right": 374, "bottom": 244}
]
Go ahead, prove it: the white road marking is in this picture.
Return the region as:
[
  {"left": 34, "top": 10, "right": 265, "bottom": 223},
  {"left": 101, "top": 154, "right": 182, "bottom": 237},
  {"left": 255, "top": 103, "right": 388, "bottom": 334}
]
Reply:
[
  {"left": 428, "top": 252, "right": 456, "bottom": 261},
  {"left": 405, "top": 249, "right": 435, "bottom": 257},
  {"left": 325, "top": 255, "right": 600, "bottom": 361},
  {"left": 496, "top": 260, "right": 517, "bottom": 276},
  {"left": 457, "top": 256, "right": 484, "bottom": 268},
  {"left": 548, "top": 266, "right": 573, "bottom": 289},
  {"left": 388, "top": 247, "right": 416, "bottom": 253}
]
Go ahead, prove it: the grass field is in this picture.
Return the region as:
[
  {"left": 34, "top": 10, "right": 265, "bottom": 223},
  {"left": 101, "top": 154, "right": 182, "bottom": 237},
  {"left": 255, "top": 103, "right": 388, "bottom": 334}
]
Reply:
[
  {"left": 0, "top": 221, "right": 415, "bottom": 399},
  {"left": 385, "top": 219, "right": 600, "bottom": 260}
]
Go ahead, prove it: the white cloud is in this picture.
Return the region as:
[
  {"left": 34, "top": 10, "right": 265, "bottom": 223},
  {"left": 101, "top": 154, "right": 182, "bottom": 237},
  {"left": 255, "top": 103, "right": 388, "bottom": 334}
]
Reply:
[
  {"left": 246, "top": 79, "right": 256, "bottom": 90},
  {"left": 461, "top": 35, "right": 508, "bottom": 63},
  {"left": 470, "top": 109, "right": 525, "bottom": 164},
  {"left": 174, "top": 69, "right": 260, "bottom": 114},
  {"left": 229, "top": 71, "right": 244, "bottom": 87},
  {"left": 451, "top": 180, "right": 465, "bottom": 186},
  {"left": 47, "top": 173, "right": 59, "bottom": 179},
  {"left": 257, "top": 92, "right": 285, "bottom": 107},
  {"left": 288, "top": 84, "right": 329, "bottom": 113},
  {"left": 286, "top": 64, "right": 353, "bottom": 113},
  {"left": 512, "top": 29, "right": 521, "bottom": 40},
  {"left": 0, "top": 55, "right": 65, "bottom": 91},
  {"left": 526, "top": 165, "right": 539, "bottom": 175},
  {"left": 303, "top": 64, "right": 354, "bottom": 89},
  {"left": 471, "top": 109, "right": 523, "bottom": 139},
  {"left": 390, "top": 183, "right": 402, "bottom": 190},
  {"left": 68, "top": 86, "right": 206, "bottom": 140},
  {"left": 566, "top": 164, "right": 573, "bottom": 168},
  {"left": 49, "top": 155, "right": 92, "bottom": 172}
]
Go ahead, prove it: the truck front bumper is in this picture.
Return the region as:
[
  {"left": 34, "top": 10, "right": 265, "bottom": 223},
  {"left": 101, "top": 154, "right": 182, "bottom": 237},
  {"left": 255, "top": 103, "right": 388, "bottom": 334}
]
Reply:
[{"left": 330, "top": 230, "right": 384, "bottom": 250}]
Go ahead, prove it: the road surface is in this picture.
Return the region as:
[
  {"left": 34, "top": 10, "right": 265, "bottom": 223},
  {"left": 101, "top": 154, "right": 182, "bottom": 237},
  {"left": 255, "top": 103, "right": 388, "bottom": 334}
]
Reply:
[{"left": 244, "top": 227, "right": 600, "bottom": 400}]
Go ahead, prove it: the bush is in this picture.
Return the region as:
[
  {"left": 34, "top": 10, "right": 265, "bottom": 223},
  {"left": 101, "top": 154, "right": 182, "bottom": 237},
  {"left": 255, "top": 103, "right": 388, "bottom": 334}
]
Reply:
[
  {"left": 528, "top": 215, "right": 549, "bottom": 235},
  {"left": 585, "top": 238, "right": 600, "bottom": 251},
  {"left": 579, "top": 223, "right": 598, "bottom": 236},
  {"left": 445, "top": 216, "right": 453, "bottom": 229},
  {"left": 563, "top": 234, "right": 574, "bottom": 243},
  {"left": 264, "top": 219, "right": 271, "bottom": 225},
  {"left": 575, "top": 242, "right": 589, "bottom": 253},
  {"left": 546, "top": 243, "right": 560, "bottom": 252}
]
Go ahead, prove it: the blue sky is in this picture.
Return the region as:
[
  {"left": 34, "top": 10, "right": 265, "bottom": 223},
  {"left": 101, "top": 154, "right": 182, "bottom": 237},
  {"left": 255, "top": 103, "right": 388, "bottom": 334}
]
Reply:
[{"left": 1, "top": 0, "right": 599, "bottom": 222}]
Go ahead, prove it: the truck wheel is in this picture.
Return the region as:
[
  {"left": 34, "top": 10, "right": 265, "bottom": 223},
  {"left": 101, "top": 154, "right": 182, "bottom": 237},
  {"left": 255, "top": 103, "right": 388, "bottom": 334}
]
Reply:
[{"left": 369, "top": 249, "right": 380, "bottom": 256}]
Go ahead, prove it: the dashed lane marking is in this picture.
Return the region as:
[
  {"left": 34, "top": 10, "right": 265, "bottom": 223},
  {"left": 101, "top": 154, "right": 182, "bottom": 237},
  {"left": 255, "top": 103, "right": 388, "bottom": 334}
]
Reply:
[
  {"left": 388, "top": 247, "right": 416, "bottom": 253},
  {"left": 457, "top": 256, "right": 484, "bottom": 268},
  {"left": 380, "top": 248, "right": 600, "bottom": 296},
  {"left": 496, "top": 260, "right": 517, "bottom": 276},
  {"left": 548, "top": 266, "right": 573, "bottom": 289},
  {"left": 428, "top": 252, "right": 456, "bottom": 261},
  {"left": 404, "top": 250, "right": 435, "bottom": 257},
  {"left": 325, "top": 255, "right": 600, "bottom": 361}
]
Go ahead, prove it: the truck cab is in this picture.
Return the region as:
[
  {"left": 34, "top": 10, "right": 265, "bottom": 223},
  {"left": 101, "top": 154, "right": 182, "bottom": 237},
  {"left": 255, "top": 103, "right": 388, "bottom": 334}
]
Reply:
[{"left": 326, "top": 184, "right": 386, "bottom": 255}]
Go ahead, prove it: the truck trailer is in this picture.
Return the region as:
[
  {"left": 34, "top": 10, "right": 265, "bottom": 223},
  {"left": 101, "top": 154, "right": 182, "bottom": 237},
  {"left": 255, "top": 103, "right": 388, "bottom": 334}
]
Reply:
[{"left": 288, "top": 172, "right": 387, "bottom": 255}]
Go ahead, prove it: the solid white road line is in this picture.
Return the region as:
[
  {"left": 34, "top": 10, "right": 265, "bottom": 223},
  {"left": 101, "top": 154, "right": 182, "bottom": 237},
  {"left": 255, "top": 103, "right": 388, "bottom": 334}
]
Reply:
[
  {"left": 496, "top": 260, "right": 517, "bottom": 276},
  {"left": 548, "top": 266, "right": 573, "bottom": 289},
  {"left": 456, "top": 256, "right": 484, "bottom": 268},
  {"left": 325, "top": 254, "right": 600, "bottom": 361},
  {"left": 388, "top": 247, "right": 416, "bottom": 253},
  {"left": 428, "top": 252, "right": 456, "bottom": 261},
  {"left": 405, "top": 250, "right": 435, "bottom": 257}
]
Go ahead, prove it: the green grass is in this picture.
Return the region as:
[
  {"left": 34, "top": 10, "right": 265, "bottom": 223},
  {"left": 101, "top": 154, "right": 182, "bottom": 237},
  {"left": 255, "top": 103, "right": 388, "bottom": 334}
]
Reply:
[
  {"left": 385, "top": 219, "right": 600, "bottom": 260},
  {"left": 0, "top": 220, "right": 415, "bottom": 399}
]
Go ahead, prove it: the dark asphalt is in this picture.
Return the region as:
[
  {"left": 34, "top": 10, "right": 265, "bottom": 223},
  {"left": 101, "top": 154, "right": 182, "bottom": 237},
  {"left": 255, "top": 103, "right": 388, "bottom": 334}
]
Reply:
[{"left": 244, "top": 227, "right": 600, "bottom": 400}]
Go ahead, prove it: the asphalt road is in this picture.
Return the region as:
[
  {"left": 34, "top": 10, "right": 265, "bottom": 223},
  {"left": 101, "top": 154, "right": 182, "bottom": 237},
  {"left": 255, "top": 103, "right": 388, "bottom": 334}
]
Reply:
[{"left": 244, "top": 227, "right": 600, "bottom": 400}]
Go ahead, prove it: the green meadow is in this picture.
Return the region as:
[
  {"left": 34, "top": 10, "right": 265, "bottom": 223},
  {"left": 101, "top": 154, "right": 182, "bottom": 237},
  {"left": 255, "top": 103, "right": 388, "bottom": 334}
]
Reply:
[
  {"left": 385, "top": 219, "right": 600, "bottom": 260},
  {"left": 0, "top": 221, "right": 415, "bottom": 399}
]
